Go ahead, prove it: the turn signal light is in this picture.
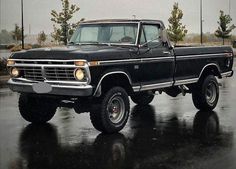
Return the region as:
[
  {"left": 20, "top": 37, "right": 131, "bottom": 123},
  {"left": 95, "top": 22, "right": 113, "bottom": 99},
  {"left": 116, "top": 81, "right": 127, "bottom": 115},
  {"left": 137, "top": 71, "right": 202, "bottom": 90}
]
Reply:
[
  {"left": 225, "top": 53, "right": 233, "bottom": 57},
  {"left": 7, "top": 59, "right": 15, "bottom": 66},
  {"left": 74, "top": 61, "right": 85, "bottom": 66},
  {"left": 89, "top": 61, "right": 100, "bottom": 66}
]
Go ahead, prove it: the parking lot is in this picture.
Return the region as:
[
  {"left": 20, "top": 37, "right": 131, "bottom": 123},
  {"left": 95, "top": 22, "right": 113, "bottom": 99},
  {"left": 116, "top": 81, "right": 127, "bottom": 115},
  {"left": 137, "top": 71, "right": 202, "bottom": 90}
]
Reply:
[{"left": 0, "top": 62, "right": 236, "bottom": 169}]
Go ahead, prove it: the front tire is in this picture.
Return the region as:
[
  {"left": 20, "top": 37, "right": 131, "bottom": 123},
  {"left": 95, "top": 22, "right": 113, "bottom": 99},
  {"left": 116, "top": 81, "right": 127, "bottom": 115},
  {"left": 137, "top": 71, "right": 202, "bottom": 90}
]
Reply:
[
  {"left": 90, "top": 87, "right": 130, "bottom": 133},
  {"left": 131, "top": 92, "right": 154, "bottom": 105},
  {"left": 192, "top": 75, "right": 219, "bottom": 110},
  {"left": 19, "top": 94, "right": 57, "bottom": 123}
]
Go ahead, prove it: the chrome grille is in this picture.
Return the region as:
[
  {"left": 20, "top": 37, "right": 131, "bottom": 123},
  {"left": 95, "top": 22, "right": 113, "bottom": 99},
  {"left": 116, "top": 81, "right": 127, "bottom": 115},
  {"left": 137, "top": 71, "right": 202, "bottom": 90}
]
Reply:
[
  {"left": 45, "top": 67, "right": 76, "bottom": 81},
  {"left": 9, "top": 59, "right": 90, "bottom": 83},
  {"left": 15, "top": 60, "right": 74, "bottom": 65},
  {"left": 18, "top": 67, "right": 77, "bottom": 81},
  {"left": 18, "top": 67, "right": 44, "bottom": 81}
]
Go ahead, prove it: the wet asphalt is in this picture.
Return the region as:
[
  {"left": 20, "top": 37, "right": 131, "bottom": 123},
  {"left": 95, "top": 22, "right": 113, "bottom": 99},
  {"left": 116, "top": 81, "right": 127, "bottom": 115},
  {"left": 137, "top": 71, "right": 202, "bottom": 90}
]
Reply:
[{"left": 0, "top": 63, "right": 236, "bottom": 169}]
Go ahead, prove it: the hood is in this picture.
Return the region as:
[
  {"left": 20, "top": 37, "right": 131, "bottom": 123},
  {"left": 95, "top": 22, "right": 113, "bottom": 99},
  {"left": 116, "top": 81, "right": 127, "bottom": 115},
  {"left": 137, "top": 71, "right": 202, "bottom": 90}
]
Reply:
[{"left": 10, "top": 45, "right": 136, "bottom": 61}]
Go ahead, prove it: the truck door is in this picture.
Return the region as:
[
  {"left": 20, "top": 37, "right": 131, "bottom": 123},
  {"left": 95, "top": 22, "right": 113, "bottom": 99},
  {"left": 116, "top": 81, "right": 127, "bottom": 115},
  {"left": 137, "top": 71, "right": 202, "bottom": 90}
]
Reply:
[{"left": 138, "top": 24, "right": 175, "bottom": 90}]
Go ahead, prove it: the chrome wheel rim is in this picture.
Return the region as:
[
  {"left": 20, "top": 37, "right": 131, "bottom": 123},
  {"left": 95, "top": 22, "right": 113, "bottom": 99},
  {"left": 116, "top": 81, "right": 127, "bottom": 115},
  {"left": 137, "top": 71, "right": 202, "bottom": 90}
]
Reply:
[
  {"left": 205, "top": 82, "right": 217, "bottom": 104},
  {"left": 107, "top": 95, "right": 125, "bottom": 124}
]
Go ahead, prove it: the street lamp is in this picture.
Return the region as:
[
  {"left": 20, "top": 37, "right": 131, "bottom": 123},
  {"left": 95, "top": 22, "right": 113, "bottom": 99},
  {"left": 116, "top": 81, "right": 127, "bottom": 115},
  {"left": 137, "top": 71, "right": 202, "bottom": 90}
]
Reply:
[
  {"left": 21, "top": 0, "right": 24, "bottom": 49},
  {"left": 200, "top": 0, "right": 203, "bottom": 45}
]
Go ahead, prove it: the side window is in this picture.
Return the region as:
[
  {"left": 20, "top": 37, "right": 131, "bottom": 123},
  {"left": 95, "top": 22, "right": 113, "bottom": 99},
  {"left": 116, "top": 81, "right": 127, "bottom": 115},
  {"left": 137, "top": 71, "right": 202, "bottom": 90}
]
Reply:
[
  {"left": 140, "top": 24, "right": 162, "bottom": 46},
  {"left": 140, "top": 29, "right": 146, "bottom": 44}
]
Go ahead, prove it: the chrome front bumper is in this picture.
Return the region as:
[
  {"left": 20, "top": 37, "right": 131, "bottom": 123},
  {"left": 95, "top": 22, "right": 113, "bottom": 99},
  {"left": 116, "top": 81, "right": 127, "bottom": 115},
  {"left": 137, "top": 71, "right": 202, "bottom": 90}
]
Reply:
[{"left": 7, "top": 79, "right": 93, "bottom": 96}]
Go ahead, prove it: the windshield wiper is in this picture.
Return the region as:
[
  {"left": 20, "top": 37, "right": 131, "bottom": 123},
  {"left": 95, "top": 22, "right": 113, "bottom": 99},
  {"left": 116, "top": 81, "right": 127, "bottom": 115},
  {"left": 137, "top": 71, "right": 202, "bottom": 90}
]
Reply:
[
  {"left": 69, "top": 42, "right": 112, "bottom": 46},
  {"left": 68, "top": 41, "right": 75, "bottom": 45}
]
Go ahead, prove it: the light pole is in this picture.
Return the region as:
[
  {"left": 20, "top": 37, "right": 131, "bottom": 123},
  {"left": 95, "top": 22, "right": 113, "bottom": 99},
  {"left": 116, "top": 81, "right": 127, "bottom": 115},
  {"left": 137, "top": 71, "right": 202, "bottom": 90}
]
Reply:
[
  {"left": 229, "top": 0, "right": 231, "bottom": 15},
  {"left": 200, "top": 0, "right": 203, "bottom": 45},
  {"left": 21, "top": 0, "right": 24, "bottom": 49}
]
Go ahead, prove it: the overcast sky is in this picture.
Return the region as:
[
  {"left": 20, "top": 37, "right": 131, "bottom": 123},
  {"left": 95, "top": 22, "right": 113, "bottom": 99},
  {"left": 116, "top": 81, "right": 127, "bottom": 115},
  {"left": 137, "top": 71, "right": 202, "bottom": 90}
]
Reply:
[{"left": 0, "top": 0, "right": 235, "bottom": 35}]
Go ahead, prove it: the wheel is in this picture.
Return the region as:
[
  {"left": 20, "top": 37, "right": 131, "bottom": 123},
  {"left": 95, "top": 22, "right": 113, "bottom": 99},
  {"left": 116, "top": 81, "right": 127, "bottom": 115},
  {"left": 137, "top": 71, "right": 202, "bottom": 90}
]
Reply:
[
  {"left": 192, "top": 75, "right": 219, "bottom": 110},
  {"left": 131, "top": 92, "right": 154, "bottom": 105},
  {"left": 90, "top": 87, "right": 130, "bottom": 133},
  {"left": 19, "top": 94, "right": 57, "bottom": 123}
]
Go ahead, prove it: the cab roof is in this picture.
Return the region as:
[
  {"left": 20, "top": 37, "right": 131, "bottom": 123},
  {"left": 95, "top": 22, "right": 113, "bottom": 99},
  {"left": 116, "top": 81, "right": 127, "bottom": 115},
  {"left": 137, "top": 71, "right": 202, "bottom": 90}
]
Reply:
[{"left": 80, "top": 19, "right": 165, "bottom": 27}]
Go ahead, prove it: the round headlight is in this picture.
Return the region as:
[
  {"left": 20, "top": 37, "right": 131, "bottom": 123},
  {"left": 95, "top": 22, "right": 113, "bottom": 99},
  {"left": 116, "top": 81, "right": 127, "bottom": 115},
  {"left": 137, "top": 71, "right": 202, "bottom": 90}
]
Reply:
[
  {"left": 11, "top": 67, "right": 20, "bottom": 77},
  {"left": 74, "top": 68, "right": 85, "bottom": 80}
]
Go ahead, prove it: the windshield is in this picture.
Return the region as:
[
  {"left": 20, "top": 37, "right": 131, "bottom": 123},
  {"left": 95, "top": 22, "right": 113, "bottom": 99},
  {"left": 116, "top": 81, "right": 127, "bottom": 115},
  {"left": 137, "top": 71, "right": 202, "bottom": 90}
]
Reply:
[{"left": 69, "top": 23, "right": 138, "bottom": 45}]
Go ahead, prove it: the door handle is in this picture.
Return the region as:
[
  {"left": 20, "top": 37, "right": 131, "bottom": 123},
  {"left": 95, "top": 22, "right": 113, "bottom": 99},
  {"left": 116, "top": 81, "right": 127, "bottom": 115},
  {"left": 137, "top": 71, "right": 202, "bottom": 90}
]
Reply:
[{"left": 163, "top": 51, "right": 171, "bottom": 54}]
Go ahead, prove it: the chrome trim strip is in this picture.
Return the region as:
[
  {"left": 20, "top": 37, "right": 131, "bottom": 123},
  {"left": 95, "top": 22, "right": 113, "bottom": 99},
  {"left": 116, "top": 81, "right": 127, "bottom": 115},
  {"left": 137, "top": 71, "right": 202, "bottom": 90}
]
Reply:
[
  {"left": 13, "top": 64, "right": 77, "bottom": 68},
  {"left": 135, "top": 22, "right": 141, "bottom": 45},
  {"left": 140, "top": 81, "right": 173, "bottom": 91},
  {"left": 41, "top": 66, "right": 46, "bottom": 79},
  {"left": 81, "top": 21, "right": 140, "bottom": 25},
  {"left": 174, "top": 78, "right": 198, "bottom": 86},
  {"left": 99, "top": 57, "right": 174, "bottom": 65},
  {"left": 45, "top": 80, "right": 88, "bottom": 85},
  {"left": 83, "top": 64, "right": 91, "bottom": 84},
  {"left": 132, "top": 86, "right": 140, "bottom": 92},
  {"left": 141, "top": 57, "right": 174, "bottom": 62},
  {"left": 176, "top": 53, "right": 230, "bottom": 59},
  {"left": 8, "top": 59, "right": 87, "bottom": 62},
  {"left": 99, "top": 58, "right": 141, "bottom": 64},
  {"left": 93, "top": 71, "right": 132, "bottom": 96}
]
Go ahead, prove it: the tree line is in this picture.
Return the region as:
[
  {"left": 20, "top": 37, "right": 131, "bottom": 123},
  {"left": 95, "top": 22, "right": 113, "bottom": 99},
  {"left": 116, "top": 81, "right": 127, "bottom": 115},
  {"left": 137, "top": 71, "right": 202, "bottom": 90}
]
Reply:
[
  {"left": 1, "top": 0, "right": 235, "bottom": 46},
  {"left": 167, "top": 3, "right": 235, "bottom": 45},
  {"left": 0, "top": 25, "right": 47, "bottom": 46},
  {"left": 51, "top": 1, "right": 236, "bottom": 45}
]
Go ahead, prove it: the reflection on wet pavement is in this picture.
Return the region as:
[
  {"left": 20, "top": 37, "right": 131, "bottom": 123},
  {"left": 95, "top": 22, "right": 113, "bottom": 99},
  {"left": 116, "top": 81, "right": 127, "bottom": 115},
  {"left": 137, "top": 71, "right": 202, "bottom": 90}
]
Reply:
[
  {"left": 1, "top": 64, "right": 236, "bottom": 169},
  {"left": 5, "top": 107, "right": 234, "bottom": 169}
]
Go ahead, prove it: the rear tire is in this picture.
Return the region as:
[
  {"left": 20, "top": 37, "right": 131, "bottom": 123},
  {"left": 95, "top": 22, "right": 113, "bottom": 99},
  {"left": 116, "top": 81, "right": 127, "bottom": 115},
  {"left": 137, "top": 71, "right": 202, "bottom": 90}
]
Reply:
[
  {"left": 192, "top": 75, "right": 219, "bottom": 110},
  {"left": 131, "top": 92, "right": 154, "bottom": 105},
  {"left": 90, "top": 87, "right": 130, "bottom": 133},
  {"left": 19, "top": 94, "right": 57, "bottom": 123}
]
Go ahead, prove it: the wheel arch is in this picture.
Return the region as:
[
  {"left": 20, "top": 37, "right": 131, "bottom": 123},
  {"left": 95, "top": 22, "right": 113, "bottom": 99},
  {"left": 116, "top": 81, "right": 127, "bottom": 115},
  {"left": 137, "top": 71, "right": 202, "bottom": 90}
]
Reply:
[
  {"left": 93, "top": 71, "right": 133, "bottom": 97},
  {"left": 198, "top": 63, "right": 221, "bottom": 82}
]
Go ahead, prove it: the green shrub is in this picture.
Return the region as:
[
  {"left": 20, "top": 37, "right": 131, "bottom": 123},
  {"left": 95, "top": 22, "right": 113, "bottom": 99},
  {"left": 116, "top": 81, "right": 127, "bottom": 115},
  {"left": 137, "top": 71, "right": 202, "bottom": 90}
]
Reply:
[
  {"left": 7, "top": 44, "right": 16, "bottom": 50},
  {"left": 232, "top": 40, "right": 236, "bottom": 48},
  {"left": 31, "top": 44, "right": 42, "bottom": 48},
  {"left": 10, "top": 44, "right": 32, "bottom": 52}
]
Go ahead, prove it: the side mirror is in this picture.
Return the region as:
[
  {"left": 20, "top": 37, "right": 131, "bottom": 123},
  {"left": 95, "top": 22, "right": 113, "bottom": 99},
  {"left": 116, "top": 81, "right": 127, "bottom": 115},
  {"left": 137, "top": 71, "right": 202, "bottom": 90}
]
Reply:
[
  {"left": 161, "top": 29, "right": 173, "bottom": 48},
  {"left": 161, "top": 29, "right": 168, "bottom": 44},
  {"left": 169, "top": 45, "right": 174, "bottom": 50}
]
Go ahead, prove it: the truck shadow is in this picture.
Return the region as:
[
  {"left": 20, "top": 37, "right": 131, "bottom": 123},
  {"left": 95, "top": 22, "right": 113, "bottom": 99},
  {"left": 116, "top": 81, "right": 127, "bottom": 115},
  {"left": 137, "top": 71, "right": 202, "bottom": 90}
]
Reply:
[{"left": 13, "top": 106, "right": 234, "bottom": 169}]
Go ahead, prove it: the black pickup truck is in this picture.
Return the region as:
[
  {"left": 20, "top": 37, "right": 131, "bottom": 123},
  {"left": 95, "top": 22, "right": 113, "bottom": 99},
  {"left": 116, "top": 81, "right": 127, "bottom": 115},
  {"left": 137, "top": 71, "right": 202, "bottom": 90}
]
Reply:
[{"left": 7, "top": 19, "right": 234, "bottom": 133}]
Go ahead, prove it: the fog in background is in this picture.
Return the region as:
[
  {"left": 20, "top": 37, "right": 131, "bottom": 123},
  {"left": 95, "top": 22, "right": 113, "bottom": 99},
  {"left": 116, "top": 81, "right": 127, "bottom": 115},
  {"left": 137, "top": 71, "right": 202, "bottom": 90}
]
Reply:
[{"left": 0, "top": 0, "right": 235, "bottom": 35}]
